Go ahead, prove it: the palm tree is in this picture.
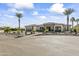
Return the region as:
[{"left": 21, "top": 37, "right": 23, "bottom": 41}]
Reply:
[
  {"left": 70, "top": 17, "right": 75, "bottom": 30},
  {"left": 63, "top": 8, "right": 74, "bottom": 31},
  {"left": 75, "top": 18, "right": 79, "bottom": 25},
  {"left": 16, "top": 13, "right": 23, "bottom": 30}
]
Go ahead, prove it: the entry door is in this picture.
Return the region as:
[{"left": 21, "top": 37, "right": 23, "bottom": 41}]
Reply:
[
  {"left": 55, "top": 26, "right": 61, "bottom": 32},
  {"left": 47, "top": 27, "right": 51, "bottom": 31}
]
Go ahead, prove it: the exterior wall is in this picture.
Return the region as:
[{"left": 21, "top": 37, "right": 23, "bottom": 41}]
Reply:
[
  {"left": 36, "top": 26, "right": 40, "bottom": 30},
  {"left": 43, "top": 24, "right": 54, "bottom": 31},
  {"left": 51, "top": 26, "right": 54, "bottom": 31},
  {"left": 36, "top": 25, "right": 44, "bottom": 31},
  {"left": 54, "top": 24, "right": 64, "bottom": 32},
  {"left": 25, "top": 25, "right": 37, "bottom": 31},
  {"left": 25, "top": 26, "right": 32, "bottom": 31},
  {"left": 33, "top": 26, "right": 37, "bottom": 31},
  {"left": 43, "top": 24, "right": 65, "bottom": 32},
  {"left": 63, "top": 25, "right": 71, "bottom": 31},
  {"left": 25, "top": 23, "right": 70, "bottom": 32}
]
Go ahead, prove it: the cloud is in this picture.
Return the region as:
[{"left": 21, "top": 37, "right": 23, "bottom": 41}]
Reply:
[
  {"left": 49, "top": 16, "right": 61, "bottom": 20},
  {"left": 32, "top": 11, "right": 38, "bottom": 15},
  {"left": 17, "top": 10, "right": 24, "bottom": 14},
  {"left": 7, "top": 3, "right": 33, "bottom": 14},
  {"left": 8, "top": 8, "right": 17, "bottom": 13},
  {"left": 7, "top": 8, "right": 24, "bottom": 16},
  {"left": 7, "top": 3, "right": 34, "bottom": 9},
  {"left": 32, "top": 11, "right": 47, "bottom": 19},
  {"left": 39, "top": 16, "right": 47, "bottom": 20},
  {"left": 4, "top": 14, "right": 14, "bottom": 18},
  {"left": 49, "top": 3, "right": 66, "bottom": 13},
  {"left": 47, "top": 16, "right": 66, "bottom": 24}
]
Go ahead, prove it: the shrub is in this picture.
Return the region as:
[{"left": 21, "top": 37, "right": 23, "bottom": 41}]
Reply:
[{"left": 4, "top": 27, "right": 11, "bottom": 33}]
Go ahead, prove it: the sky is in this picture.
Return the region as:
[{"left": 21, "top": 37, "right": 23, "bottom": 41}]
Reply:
[{"left": 0, "top": 3, "right": 79, "bottom": 28}]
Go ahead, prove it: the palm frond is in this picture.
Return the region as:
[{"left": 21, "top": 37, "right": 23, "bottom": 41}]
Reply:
[
  {"left": 70, "top": 17, "right": 75, "bottom": 21},
  {"left": 16, "top": 13, "right": 23, "bottom": 18},
  {"left": 63, "top": 8, "right": 74, "bottom": 15}
]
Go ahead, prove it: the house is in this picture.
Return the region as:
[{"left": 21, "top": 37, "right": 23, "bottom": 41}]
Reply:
[{"left": 25, "top": 22, "right": 71, "bottom": 32}]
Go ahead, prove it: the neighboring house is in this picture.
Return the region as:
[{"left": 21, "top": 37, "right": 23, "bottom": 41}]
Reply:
[{"left": 25, "top": 22, "right": 71, "bottom": 32}]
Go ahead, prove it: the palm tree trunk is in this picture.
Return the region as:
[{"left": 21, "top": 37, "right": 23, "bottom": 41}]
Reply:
[
  {"left": 18, "top": 18, "right": 20, "bottom": 29},
  {"left": 67, "top": 15, "right": 69, "bottom": 31},
  {"left": 72, "top": 21, "right": 73, "bottom": 31},
  {"left": 18, "top": 18, "right": 20, "bottom": 35}
]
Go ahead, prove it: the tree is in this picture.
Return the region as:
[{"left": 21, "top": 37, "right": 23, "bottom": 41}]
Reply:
[
  {"left": 75, "top": 18, "right": 79, "bottom": 25},
  {"left": 70, "top": 17, "right": 75, "bottom": 30},
  {"left": 16, "top": 13, "right": 23, "bottom": 30},
  {"left": 63, "top": 8, "right": 74, "bottom": 31}
]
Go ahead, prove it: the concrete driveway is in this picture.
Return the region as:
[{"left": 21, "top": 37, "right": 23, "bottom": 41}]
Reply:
[{"left": 0, "top": 34, "right": 79, "bottom": 56}]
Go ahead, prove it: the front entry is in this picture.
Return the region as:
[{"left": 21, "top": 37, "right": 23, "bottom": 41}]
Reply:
[
  {"left": 55, "top": 26, "right": 61, "bottom": 32},
  {"left": 47, "top": 27, "right": 51, "bottom": 31}
]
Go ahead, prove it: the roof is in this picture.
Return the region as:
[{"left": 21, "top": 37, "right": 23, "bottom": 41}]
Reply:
[
  {"left": 25, "top": 22, "right": 71, "bottom": 27},
  {"left": 43, "top": 22, "right": 65, "bottom": 25}
]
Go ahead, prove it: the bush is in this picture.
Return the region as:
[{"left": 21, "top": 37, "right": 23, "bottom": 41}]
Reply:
[
  {"left": 73, "top": 26, "right": 79, "bottom": 32},
  {"left": 4, "top": 27, "right": 11, "bottom": 33},
  {"left": 44, "top": 28, "right": 49, "bottom": 32}
]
